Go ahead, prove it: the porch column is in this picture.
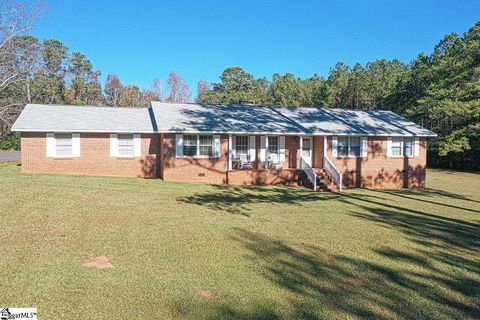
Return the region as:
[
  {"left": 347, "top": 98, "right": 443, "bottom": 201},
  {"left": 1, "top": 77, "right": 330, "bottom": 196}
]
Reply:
[
  {"left": 228, "top": 134, "right": 232, "bottom": 170},
  {"left": 323, "top": 136, "right": 327, "bottom": 168},
  {"left": 299, "top": 136, "right": 303, "bottom": 168},
  {"left": 265, "top": 136, "right": 269, "bottom": 169}
]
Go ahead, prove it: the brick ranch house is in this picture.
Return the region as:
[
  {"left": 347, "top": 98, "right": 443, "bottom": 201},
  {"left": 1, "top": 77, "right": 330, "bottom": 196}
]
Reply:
[{"left": 12, "top": 102, "right": 436, "bottom": 191}]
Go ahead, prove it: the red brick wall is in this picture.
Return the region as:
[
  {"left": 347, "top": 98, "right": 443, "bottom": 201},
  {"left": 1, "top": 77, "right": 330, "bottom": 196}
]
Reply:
[
  {"left": 161, "top": 133, "right": 229, "bottom": 184},
  {"left": 285, "top": 136, "right": 299, "bottom": 169},
  {"left": 21, "top": 132, "right": 159, "bottom": 178},
  {"left": 20, "top": 132, "right": 428, "bottom": 189},
  {"left": 227, "top": 169, "right": 300, "bottom": 186},
  {"left": 312, "top": 136, "right": 324, "bottom": 168},
  {"left": 326, "top": 136, "right": 427, "bottom": 188}
]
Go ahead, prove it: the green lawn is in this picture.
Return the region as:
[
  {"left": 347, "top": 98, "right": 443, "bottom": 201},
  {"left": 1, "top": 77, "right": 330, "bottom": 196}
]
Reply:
[{"left": 1, "top": 162, "right": 479, "bottom": 319}]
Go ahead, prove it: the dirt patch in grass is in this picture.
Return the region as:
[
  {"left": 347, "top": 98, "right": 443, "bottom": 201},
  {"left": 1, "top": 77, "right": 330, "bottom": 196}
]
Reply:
[
  {"left": 83, "top": 256, "right": 114, "bottom": 269},
  {"left": 200, "top": 290, "right": 215, "bottom": 298}
]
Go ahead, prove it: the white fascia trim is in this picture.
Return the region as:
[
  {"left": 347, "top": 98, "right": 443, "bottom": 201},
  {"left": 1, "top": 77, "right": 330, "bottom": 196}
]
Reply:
[
  {"left": 12, "top": 129, "right": 436, "bottom": 138},
  {"left": 156, "top": 130, "right": 436, "bottom": 137},
  {"left": 13, "top": 129, "right": 154, "bottom": 133}
]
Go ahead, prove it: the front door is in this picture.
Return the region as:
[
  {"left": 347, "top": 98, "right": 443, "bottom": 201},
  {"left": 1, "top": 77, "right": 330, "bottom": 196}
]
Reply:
[{"left": 302, "top": 137, "right": 312, "bottom": 166}]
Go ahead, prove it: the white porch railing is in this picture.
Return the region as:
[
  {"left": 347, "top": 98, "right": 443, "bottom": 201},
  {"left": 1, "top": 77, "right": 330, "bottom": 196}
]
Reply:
[
  {"left": 300, "top": 157, "right": 317, "bottom": 191},
  {"left": 324, "top": 155, "right": 342, "bottom": 192}
]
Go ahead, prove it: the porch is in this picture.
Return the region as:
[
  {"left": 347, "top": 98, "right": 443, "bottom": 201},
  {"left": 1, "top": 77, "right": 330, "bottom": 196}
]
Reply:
[{"left": 226, "top": 135, "right": 342, "bottom": 191}]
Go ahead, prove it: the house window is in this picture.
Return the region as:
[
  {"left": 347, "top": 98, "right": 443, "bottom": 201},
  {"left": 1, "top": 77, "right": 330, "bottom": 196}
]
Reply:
[
  {"left": 337, "top": 137, "right": 360, "bottom": 157},
  {"left": 235, "top": 135, "right": 249, "bottom": 157},
  {"left": 117, "top": 134, "right": 134, "bottom": 156},
  {"left": 404, "top": 138, "right": 413, "bottom": 157},
  {"left": 182, "top": 134, "right": 214, "bottom": 157},
  {"left": 55, "top": 133, "right": 73, "bottom": 156},
  {"left": 302, "top": 138, "right": 311, "bottom": 158},
  {"left": 267, "top": 136, "right": 279, "bottom": 157},
  {"left": 390, "top": 137, "right": 414, "bottom": 157},
  {"left": 199, "top": 135, "right": 213, "bottom": 156},
  {"left": 183, "top": 135, "right": 197, "bottom": 157},
  {"left": 391, "top": 137, "right": 402, "bottom": 156}
]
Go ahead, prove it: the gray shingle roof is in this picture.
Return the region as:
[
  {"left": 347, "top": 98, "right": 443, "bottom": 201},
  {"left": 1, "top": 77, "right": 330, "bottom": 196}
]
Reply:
[
  {"left": 12, "top": 104, "right": 155, "bottom": 133},
  {"left": 12, "top": 102, "right": 436, "bottom": 137},
  {"left": 150, "top": 102, "right": 437, "bottom": 137}
]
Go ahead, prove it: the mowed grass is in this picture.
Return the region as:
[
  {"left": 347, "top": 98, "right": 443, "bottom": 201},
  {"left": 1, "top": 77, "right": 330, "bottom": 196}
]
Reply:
[{"left": 0, "top": 162, "right": 479, "bottom": 319}]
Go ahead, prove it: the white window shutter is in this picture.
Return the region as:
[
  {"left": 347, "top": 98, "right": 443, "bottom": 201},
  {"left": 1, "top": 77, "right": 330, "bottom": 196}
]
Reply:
[
  {"left": 46, "top": 133, "right": 55, "bottom": 157},
  {"left": 72, "top": 133, "right": 81, "bottom": 157},
  {"left": 332, "top": 136, "right": 338, "bottom": 157},
  {"left": 175, "top": 134, "right": 183, "bottom": 157},
  {"left": 414, "top": 137, "right": 420, "bottom": 157},
  {"left": 260, "top": 136, "right": 266, "bottom": 161},
  {"left": 361, "top": 137, "right": 368, "bottom": 158},
  {"left": 231, "top": 135, "right": 237, "bottom": 159},
  {"left": 387, "top": 137, "right": 392, "bottom": 157},
  {"left": 279, "top": 136, "right": 286, "bottom": 161},
  {"left": 249, "top": 136, "right": 256, "bottom": 161},
  {"left": 110, "top": 134, "right": 118, "bottom": 157},
  {"left": 134, "top": 133, "right": 141, "bottom": 157},
  {"left": 213, "top": 135, "right": 221, "bottom": 158}
]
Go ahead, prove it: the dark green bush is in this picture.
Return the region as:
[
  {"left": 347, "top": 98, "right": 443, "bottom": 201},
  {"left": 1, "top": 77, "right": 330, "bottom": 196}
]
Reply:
[{"left": 0, "top": 133, "right": 20, "bottom": 150}]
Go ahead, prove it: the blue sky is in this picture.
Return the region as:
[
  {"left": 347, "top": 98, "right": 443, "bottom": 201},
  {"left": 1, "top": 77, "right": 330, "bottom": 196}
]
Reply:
[{"left": 32, "top": 0, "right": 480, "bottom": 96}]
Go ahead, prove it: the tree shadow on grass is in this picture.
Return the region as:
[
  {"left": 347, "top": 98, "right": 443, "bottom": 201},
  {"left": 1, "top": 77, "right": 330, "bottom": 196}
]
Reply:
[
  {"left": 177, "top": 184, "right": 340, "bottom": 217},
  {"left": 173, "top": 184, "right": 479, "bottom": 319},
  {"left": 170, "top": 227, "right": 479, "bottom": 319},
  {"left": 368, "top": 189, "right": 480, "bottom": 214},
  {"left": 340, "top": 192, "right": 480, "bottom": 252}
]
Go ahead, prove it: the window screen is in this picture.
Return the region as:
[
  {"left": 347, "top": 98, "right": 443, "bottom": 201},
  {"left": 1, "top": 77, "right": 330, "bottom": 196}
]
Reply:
[
  {"left": 349, "top": 137, "right": 361, "bottom": 157},
  {"left": 55, "top": 133, "right": 73, "bottom": 156},
  {"left": 391, "top": 138, "right": 402, "bottom": 156},
  {"left": 118, "top": 134, "right": 134, "bottom": 156},
  {"left": 267, "top": 136, "right": 279, "bottom": 157},
  {"left": 199, "top": 135, "right": 213, "bottom": 156},
  {"left": 235, "top": 136, "right": 249, "bottom": 157},
  {"left": 337, "top": 137, "right": 349, "bottom": 157},
  {"left": 183, "top": 135, "right": 197, "bottom": 157}
]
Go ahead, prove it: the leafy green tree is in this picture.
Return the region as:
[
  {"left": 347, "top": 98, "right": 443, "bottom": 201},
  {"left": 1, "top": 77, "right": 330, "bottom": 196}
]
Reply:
[
  {"left": 198, "top": 67, "right": 269, "bottom": 104},
  {"left": 66, "top": 52, "right": 103, "bottom": 105},
  {"left": 30, "top": 39, "right": 69, "bottom": 104},
  {"left": 411, "top": 23, "right": 480, "bottom": 169},
  {"left": 119, "top": 85, "right": 144, "bottom": 107}
]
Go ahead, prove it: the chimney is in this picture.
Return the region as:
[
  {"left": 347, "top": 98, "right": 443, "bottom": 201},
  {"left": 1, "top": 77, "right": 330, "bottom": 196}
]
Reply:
[{"left": 238, "top": 100, "right": 255, "bottom": 106}]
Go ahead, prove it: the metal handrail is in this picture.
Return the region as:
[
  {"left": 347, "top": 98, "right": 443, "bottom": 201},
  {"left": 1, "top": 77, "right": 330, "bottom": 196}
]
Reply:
[
  {"left": 300, "top": 157, "right": 317, "bottom": 191},
  {"left": 324, "top": 155, "right": 343, "bottom": 192}
]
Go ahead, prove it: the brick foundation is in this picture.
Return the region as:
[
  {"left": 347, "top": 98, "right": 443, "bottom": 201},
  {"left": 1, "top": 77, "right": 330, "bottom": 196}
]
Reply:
[{"left": 227, "top": 169, "right": 300, "bottom": 186}]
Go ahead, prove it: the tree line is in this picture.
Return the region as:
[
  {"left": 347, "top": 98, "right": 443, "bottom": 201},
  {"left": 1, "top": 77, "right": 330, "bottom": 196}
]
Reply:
[
  {"left": 0, "top": 1, "right": 478, "bottom": 170},
  {"left": 196, "top": 23, "right": 479, "bottom": 170}
]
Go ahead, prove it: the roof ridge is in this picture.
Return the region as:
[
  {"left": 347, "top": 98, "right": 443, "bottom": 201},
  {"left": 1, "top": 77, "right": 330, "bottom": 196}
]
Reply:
[{"left": 27, "top": 103, "right": 150, "bottom": 111}]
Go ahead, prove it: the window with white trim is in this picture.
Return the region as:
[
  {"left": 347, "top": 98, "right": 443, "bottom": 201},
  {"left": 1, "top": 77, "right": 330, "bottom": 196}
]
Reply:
[
  {"left": 267, "top": 136, "right": 279, "bottom": 157},
  {"left": 117, "top": 134, "right": 134, "bottom": 156},
  {"left": 302, "top": 138, "right": 311, "bottom": 158},
  {"left": 391, "top": 137, "right": 414, "bottom": 157},
  {"left": 182, "top": 134, "right": 214, "bottom": 157},
  {"left": 183, "top": 135, "right": 197, "bottom": 157},
  {"left": 391, "top": 137, "right": 402, "bottom": 156},
  {"left": 337, "top": 137, "right": 360, "bottom": 157},
  {"left": 199, "top": 135, "right": 213, "bottom": 156},
  {"left": 55, "top": 133, "right": 73, "bottom": 156},
  {"left": 404, "top": 138, "right": 413, "bottom": 157},
  {"left": 235, "top": 135, "right": 249, "bottom": 157}
]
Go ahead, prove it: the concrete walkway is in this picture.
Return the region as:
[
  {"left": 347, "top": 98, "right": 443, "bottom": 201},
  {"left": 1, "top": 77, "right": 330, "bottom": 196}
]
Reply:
[{"left": 0, "top": 151, "right": 20, "bottom": 161}]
